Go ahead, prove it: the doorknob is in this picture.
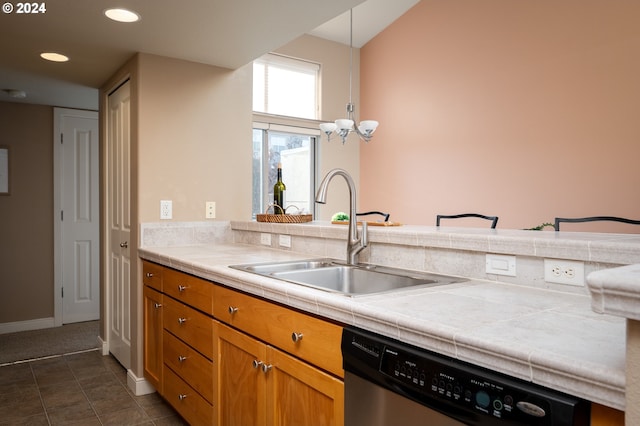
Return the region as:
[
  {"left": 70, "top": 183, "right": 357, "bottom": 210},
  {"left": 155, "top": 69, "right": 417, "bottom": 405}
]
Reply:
[{"left": 119, "top": 241, "right": 128, "bottom": 248}]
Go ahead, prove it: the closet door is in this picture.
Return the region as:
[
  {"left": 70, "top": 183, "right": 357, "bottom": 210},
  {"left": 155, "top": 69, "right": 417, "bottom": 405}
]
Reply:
[{"left": 106, "top": 80, "right": 132, "bottom": 368}]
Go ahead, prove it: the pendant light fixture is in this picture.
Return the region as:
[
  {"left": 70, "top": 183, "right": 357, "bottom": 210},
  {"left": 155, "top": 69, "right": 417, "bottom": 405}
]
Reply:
[{"left": 319, "top": 9, "right": 379, "bottom": 144}]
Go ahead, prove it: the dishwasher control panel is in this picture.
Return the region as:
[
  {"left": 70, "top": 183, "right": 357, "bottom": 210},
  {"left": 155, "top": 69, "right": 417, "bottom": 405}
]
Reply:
[
  {"left": 380, "top": 346, "right": 553, "bottom": 423},
  {"left": 343, "top": 327, "right": 589, "bottom": 426}
]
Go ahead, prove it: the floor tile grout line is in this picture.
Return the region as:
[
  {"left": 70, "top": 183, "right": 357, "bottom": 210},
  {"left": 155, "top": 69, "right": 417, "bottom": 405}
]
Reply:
[
  {"left": 0, "top": 347, "right": 100, "bottom": 368},
  {"left": 29, "top": 362, "right": 52, "bottom": 426}
]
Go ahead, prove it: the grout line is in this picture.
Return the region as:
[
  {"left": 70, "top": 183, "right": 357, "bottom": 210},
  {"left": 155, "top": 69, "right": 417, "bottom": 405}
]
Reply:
[{"left": 0, "top": 347, "right": 100, "bottom": 367}]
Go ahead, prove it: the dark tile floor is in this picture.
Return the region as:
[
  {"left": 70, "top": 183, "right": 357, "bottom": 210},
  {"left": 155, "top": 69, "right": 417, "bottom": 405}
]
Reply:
[{"left": 0, "top": 350, "right": 187, "bottom": 425}]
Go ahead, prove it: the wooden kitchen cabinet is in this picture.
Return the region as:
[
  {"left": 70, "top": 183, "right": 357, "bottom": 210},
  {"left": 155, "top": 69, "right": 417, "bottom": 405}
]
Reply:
[
  {"left": 213, "top": 283, "right": 344, "bottom": 379},
  {"left": 143, "top": 262, "right": 164, "bottom": 392},
  {"left": 142, "top": 260, "right": 345, "bottom": 425},
  {"left": 591, "top": 402, "right": 624, "bottom": 425},
  {"left": 216, "top": 322, "right": 344, "bottom": 426}
]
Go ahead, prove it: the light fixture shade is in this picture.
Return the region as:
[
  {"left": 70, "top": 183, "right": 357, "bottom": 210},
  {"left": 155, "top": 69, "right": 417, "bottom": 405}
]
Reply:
[
  {"left": 335, "top": 119, "right": 354, "bottom": 131},
  {"left": 358, "top": 120, "right": 379, "bottom": 135},
  {"left": 319, "top": 122, "right": 337, "bottom": 134}
]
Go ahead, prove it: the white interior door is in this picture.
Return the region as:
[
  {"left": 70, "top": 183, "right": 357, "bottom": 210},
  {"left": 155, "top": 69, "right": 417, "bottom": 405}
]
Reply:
[
  {"left": 54, "top": 108, "right": 100, "bottom": 325},
  {"left": 107, "top": 80, "right": 132, "bottom": 369}
]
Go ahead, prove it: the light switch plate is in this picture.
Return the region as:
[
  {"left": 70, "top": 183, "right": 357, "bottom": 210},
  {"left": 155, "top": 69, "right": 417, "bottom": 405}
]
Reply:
[{"left": 485, "top": 254, "right": 516, "bottom": 276}]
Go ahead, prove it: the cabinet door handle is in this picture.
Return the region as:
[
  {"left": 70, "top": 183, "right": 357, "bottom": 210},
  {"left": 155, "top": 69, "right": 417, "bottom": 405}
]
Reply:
[
  {"left": 178, "top": 317, "right": 187, "bottom": 325},
  {"left": 262, "top": 364, "right": 273, "bottom": 373},
  {"left": 154, "top": 303, "right": 162, "bottom": 309},
  {"left": 228, "top": 306, "right": 238, "bottom": 315},
  {"left": 145, "top": 272, "right": 154, "bottom": 278},
  {"left": 178, "top": 284, "right": 187, "bottom": 292},
  {"left": 252, "top": 359, "right": 263, "bottom": 369},
  {"left": 178, "top": 355, "right": 187, "bottom": 363},
  {"left": 120, "top": 241, "right": 128, "bottom": 248},
  {"left": 291, "top": 332, "right": 304, "bottom": 343},
  {"left": 178, "top": 394, "right": 187, "bottom": 401}
]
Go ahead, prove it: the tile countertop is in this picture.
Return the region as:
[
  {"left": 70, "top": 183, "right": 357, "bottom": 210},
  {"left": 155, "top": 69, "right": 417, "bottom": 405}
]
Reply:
[{"left": 139, "top": 242, "right": 626, "bottom": 410}]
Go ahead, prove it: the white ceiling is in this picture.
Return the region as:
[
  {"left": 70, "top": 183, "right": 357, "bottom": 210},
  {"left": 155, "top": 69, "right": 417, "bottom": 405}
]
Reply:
[{"left": 0, "top": 0, "right": 418, "bottom": 111}]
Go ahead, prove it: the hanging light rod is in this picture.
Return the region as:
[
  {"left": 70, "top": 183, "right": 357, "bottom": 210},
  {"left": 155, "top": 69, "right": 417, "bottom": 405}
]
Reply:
[{"left": 319, "top": 9, "right": 379, "bottom": 144}]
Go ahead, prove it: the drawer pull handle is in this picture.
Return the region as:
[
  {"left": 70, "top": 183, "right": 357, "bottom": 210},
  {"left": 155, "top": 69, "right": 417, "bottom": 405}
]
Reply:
[
  {"left": 178, "top": 284, "right": 187, "bottom": 292},
  {"left": 154, "top": 303, "right": 162, "bottom": 309},
  {"left": 145, "top": 272, "right": 154, "bottom": 278},
  {"left": 262, "top": 364, "right": 273, "bottom": 373},
  {"left": 178, "top": 394, "right": 187, "bottom": 401},
  {"left": 178, "top": 355, "right": 187, "bottom": 363},
  {"left": 291, "top": 332, "right": 304, "bottom": 343},
  {"left": 228, "top": 306, "right": 238, "bottom": 315},
  {"left": 252, "top": 359, "right": 263, "bottom": 369},
  {"left": 178, "top": 317, "right": 187, "bottom": 325}
]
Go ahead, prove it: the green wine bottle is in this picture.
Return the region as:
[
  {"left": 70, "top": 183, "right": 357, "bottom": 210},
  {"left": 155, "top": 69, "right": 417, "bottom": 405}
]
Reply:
[{"left": 273, "top": 163, "right": 286, "bottom": 214}]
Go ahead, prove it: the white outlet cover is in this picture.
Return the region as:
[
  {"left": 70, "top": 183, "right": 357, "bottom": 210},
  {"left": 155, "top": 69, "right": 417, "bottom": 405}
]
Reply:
[
  {"left": 485, "top": 254, "right": 516, "bottom": 276},
  {"left": 279, "top": 234, "right": 291, "bottom": 248},
  {"left": 544, "top": 259, "right": 585, "bottom": 286},
  {"left": 160, "top": 200, "right": 172, "bottom": 220},
  {"left": 260, "top": 233, "right": 271, "bottom": 246}
]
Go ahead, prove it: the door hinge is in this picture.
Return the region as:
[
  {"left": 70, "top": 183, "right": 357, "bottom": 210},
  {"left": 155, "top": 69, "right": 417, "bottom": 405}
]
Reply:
[
  {"left": 61, "top": 210, "right": 64, "bottom": 221},
  {"left": 60, "top": 133, "right": 63, "bottom": 144},
  {"left": 61, "top": 287, "right": 64, "bottom": 298}
]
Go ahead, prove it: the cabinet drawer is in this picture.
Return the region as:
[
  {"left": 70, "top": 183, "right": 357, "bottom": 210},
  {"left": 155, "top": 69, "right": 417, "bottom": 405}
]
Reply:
[
  {"left": 164, "top": 365, "right": 214, "bottom": 426},
  {"left": 142, "top": 261, "right": 163, "bottom": 292},
  {"left": 164, "top": 267, "right": 213, "bottom": 314},
  {"left": 163, "top": 296, "right": 214, "bottom": 359},
  {"left": 163, "top": 330, "right": 214, "bottom": 404},
  {"left": 214, "top": 285, "right": 343, "bottom": 378}
]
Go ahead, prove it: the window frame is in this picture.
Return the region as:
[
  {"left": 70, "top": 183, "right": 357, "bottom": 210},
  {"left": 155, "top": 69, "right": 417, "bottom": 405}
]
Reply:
[
  {"left": 253, "top": 53, "right": 321, "bottom": 120},
  {"left": 252, "top": 121, "right": 320, "bottom": 219}
]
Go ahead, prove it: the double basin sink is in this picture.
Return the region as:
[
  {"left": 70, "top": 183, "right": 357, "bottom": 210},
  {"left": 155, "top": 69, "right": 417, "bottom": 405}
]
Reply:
[{"left": 230, "top": 259, "right": 467, "bottom": 296}]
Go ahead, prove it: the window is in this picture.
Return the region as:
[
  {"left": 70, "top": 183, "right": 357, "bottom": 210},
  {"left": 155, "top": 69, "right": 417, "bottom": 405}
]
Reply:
[
  {"left": 253, "top": 53, "right": 320, "bottom": 120},
  {"left": 252, "top": 124, "right": 317, "bottom": 218}
]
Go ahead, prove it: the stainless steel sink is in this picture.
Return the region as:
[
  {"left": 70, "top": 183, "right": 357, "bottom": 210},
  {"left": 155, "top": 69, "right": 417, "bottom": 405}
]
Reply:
[{"left": 230, "top": 259, "right": 467, "bottom": 296}]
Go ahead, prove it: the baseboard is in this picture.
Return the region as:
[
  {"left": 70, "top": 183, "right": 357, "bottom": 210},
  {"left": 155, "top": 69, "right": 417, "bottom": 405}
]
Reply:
[
  {"left": 97, "top": 335, "right": 109, "bottom": 356},
  {"left": 127, "top": 369, "right": 157, "bottom": 396},
  {"left": 0, "top": 317, "right": 55, "bottom": 335}
]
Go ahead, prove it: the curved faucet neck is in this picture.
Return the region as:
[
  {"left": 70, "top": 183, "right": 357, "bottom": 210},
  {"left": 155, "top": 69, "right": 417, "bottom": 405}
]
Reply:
[{"left": 315, "top": 168, "right": 367, "bottom": 264}]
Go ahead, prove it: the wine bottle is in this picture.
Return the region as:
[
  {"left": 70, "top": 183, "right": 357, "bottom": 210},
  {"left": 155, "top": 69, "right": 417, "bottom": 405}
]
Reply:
[{"left": 273, "top": 162, "right": 286, "bottom": 214}]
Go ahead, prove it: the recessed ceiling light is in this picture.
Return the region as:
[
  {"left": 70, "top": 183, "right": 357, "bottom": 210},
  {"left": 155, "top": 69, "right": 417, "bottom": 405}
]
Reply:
[
  {"left": 40, "top": 52, "right": 70, "bottom": 62},
  {"left": 104, "top": 8, "right": 140, "bottom": 23}
]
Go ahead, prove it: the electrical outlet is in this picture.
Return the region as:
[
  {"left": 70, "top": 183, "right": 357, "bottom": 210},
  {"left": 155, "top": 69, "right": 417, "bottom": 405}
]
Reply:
[
  {"left": 206, "top": 201, "right": 216, "bottom": 219},
  {"left": 160, "top": 200, "right": 172, "bottom": 220},
  {"left": 544, "top": 259, "right": 585, "bottom": 286},
  {"left": 260, "top": 233, "right": 271, "bottom": 246},
  {"left": 279, "top": 234, "right": 291, "bottom": 248}
]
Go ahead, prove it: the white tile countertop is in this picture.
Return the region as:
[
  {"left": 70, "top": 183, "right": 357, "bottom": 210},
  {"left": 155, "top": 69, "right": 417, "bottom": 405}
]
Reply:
[
  {"left": 139, "top": 241, "right": 627, "bottom": 410},
  {"left": 588, "top": 263, "right": 640, "bottom": 321}
]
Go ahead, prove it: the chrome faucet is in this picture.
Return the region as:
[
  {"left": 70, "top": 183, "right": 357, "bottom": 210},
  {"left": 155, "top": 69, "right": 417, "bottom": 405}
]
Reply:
[{"left": 315, "top": 168, "right": 368, "bottom": 265}]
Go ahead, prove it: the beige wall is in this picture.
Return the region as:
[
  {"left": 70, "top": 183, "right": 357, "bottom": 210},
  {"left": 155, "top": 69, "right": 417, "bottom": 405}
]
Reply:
[
  {"left": 359, "top": 0, "right": 640, "bottom": 231},
  {"left": 0, "top": 102, "right": 54, "bottom": 323},
  {"left": 137, "top": 54, "right": 253, "bottom": 222}
]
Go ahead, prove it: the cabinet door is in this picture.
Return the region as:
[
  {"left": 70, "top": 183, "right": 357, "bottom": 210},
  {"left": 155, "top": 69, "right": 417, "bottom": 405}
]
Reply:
[
  {"left": 266, "top": 346, "right": 344, "bottom": 426},
  {"left": 216, "top": 323, "right": 267, "bottom": 426},
  {"left": 143, "top": 286, "right": 163, "bottom": 392}
]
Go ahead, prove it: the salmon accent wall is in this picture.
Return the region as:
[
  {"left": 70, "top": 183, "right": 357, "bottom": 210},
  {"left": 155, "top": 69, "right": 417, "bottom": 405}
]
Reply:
[{"left": 359, "top": 0, "right": 640, "bottom": 232}]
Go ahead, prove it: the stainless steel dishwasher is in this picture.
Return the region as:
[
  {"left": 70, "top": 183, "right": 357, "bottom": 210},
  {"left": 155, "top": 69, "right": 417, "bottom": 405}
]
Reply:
[{"left": 342, "top": 327, "right": 590, "bottom": 425}]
